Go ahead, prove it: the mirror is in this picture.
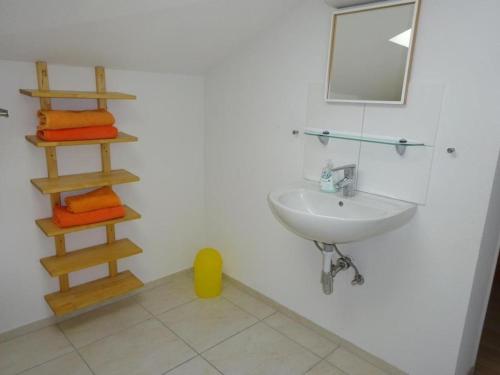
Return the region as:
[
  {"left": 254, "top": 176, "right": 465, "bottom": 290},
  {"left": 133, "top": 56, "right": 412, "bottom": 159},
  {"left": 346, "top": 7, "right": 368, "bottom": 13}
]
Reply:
[{"left": 325, "top": 0, "right": 420, "bottom": 104}]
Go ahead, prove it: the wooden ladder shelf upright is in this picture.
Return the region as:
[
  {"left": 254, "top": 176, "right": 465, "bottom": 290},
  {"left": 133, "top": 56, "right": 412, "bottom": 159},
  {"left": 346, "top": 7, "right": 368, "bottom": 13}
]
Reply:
[{"left": 22, "top": 61, "right": 144, "bottom": 316}]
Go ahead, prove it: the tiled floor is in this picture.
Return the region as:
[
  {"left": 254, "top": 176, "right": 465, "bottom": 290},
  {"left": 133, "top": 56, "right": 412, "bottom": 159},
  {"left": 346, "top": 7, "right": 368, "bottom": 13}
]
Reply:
[{"left": 0, "top": 272, "right": 392, "bottom": 375}]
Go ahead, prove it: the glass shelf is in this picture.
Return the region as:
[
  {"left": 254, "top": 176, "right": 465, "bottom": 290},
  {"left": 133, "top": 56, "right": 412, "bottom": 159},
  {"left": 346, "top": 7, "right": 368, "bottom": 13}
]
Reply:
[
  {"left": 304, "top": 129, "right": 425, "bottom": 146},
  {"left": 304, "top": 128, "right": 425, "bottom": 156}
]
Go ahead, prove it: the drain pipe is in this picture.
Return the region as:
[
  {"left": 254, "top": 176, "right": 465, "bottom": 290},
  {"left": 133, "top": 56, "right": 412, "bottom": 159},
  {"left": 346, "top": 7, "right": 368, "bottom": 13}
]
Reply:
[
  {"left": 320, "top": 244, "right": 334, "bottom": 294},
  {"left": 314, "top": 241, "right": 364, "bottom": 295}
]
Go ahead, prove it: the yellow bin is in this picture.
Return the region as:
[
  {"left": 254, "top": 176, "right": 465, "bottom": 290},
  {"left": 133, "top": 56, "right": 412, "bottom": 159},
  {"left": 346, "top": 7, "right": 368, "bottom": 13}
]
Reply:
[{"left": 194, "top": 248, "right": 223, "bottom": 298}]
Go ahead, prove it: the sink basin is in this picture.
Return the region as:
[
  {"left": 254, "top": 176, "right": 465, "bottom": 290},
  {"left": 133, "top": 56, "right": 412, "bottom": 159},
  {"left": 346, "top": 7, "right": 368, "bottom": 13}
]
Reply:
[{"left": 268, "top": 182, "right": 417, "bottom": 244}]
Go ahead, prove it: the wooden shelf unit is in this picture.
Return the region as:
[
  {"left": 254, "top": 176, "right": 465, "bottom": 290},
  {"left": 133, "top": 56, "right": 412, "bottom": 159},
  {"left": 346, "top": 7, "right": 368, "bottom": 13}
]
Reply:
[
  {"left": 45, "top": 271, "right": 143, "bottom": 316},
  {"left": 31, "top": 169, "right": 139, "bottom": 194},
  {"left": 36, "top": 205, "right": 141, "bottom": 236},
  {"left": 20, "top": 89, "right": 136, "bottom": 100},
  {"left": 41, "top": 239, "right": 142, "bottom": 277},
  {"left": 24, "top": 61, "right": 143, "bottom": 315},
  {"left": 26, "top": 132, "right": 137, "bottom": 147}
]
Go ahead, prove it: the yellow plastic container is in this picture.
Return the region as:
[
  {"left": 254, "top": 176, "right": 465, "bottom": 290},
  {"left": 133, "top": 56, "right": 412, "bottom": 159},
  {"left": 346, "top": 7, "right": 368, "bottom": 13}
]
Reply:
[{"left": 194, "top": 248, "right": 223, "bottom": 298}]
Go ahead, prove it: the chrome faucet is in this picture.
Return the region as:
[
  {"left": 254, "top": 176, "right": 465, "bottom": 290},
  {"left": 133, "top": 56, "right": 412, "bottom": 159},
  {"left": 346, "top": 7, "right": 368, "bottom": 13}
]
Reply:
[{"left": 331, "top": 164, "right": 356, "bottom": 197}]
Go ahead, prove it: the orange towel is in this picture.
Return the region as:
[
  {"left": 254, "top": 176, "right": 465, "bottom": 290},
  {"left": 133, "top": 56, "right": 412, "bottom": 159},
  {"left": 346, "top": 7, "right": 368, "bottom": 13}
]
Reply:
[
  {"left": 65, "top": 187, "right": 122, "bottom": 213},
  {"left": 52, "top": 205, "right": 126, "bottom": 228},
  {"left": 37, "top": 126, "right": 118, "bottom": 142},
  {"left": 38, "top": 109, "right": 115, "bottom": 130}
]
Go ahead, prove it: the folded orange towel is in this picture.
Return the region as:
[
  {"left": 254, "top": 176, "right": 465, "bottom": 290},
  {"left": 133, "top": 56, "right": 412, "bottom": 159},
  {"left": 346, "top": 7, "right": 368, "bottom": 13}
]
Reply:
[
  {"left": 52, "top": 205, "right": 126, "bottom": 228},
  {"left": 65, "top": 187, "right": 122, "bottom": 213},
  {"left": 38, "top": 109, "right": 115, "bottom": 130},
  {"left": 37, "top": 126, "right": 118, "bottom": 142}
]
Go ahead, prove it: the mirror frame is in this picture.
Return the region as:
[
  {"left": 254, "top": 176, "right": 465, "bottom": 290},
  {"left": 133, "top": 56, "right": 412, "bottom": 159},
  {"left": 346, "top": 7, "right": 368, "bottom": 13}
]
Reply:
[{"left": 325, "top": 0, "right": 421, "bottom": 105}]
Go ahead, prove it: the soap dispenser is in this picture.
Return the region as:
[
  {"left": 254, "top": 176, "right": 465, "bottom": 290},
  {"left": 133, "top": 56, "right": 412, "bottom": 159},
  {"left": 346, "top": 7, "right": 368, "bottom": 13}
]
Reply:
[{"left": 320, "top": 159, "right": 337, "bottom": 193}]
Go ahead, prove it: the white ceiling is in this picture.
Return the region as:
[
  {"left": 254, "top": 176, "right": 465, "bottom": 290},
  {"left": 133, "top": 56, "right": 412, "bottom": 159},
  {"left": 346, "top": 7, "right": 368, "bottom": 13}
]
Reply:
[{"left": 0, "top": 0, "right": 303, "bottom": 74}]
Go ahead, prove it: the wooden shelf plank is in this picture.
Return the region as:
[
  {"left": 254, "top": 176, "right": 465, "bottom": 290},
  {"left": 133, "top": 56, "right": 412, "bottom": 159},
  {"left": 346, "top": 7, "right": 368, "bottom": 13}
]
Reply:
[
  {"left": 41, "top": 239, "right": 142, "bottom": 277},
  {"left": 19, "top": 89, "right": 136, "bottom": 100},
  {"left": 36, "top": 205, "right": 141, "bottom": 237},
  {"left": 31, "top": 169, "right": 139, "bottom": 194},
  {"left": 25, "top": 132, "right": 138, "bottom": 147},
  {"left": 45, "top": 270, "right": 143, "bottom": 316}
]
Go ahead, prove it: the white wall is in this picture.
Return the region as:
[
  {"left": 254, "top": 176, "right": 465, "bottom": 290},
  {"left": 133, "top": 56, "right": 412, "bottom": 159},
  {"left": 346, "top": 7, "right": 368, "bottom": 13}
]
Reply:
[
  {"left": 0, "top": 60, "right": 206, "bottom": 334},
  {"left": 456, "top": 151, "right": 500, "bottom": 374},
  {"left": 205, "top": 1, "right": 500, "bottom": 374}
]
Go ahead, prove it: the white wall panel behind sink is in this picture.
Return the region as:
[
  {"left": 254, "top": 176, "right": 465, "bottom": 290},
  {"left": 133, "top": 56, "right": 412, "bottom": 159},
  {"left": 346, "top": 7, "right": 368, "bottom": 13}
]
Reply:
[
  {"left": 362, "top": 82, "right": 445, "bottom": 146},
  {"left": 304, "top": 82, "right": 443, "bottom": 204},
  {"left": 303, "top": 136, "right": 360, "bottom": 182},
  {"left": 357, "top": 142, "right": 434, "bottom": 204}
]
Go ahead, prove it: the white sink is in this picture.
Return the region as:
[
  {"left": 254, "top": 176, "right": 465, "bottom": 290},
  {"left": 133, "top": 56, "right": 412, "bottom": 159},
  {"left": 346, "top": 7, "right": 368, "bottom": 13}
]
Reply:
[{"left": 268, "top": 182, "right": 417, "bottom": 244}]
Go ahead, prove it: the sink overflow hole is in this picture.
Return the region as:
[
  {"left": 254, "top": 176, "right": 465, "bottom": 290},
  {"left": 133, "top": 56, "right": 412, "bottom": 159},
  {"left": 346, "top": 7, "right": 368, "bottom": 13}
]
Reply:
[{"left": 338, "top": 201, "right": 344, "bottom": 207}]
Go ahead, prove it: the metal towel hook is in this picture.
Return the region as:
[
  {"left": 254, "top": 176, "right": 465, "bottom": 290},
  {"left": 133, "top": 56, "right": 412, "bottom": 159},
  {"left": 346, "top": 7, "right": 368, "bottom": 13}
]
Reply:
[{"left": 0, "top": 108, "right": 9, "bottom": 118}]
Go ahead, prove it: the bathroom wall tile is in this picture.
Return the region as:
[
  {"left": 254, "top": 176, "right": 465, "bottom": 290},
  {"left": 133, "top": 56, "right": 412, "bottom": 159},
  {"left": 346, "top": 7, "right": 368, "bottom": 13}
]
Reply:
[
  {"left": 222, "top": 283, "right": 276, "bottom": 319},
  {"left": 158, "top": 297, "right": 257, "bottom": 352},
  {"left": 362, "top": 82, "right": 445, "bottom": 146},
  {"left": 264, "top": 313, "right": 339, "bottom": 357},
  {"left": 59, "top": 299, "right": 151, "bottom": 348},
  {"left": 20, "top": 352, "right": 92, "bottom": 375},
  {"left": 303, "top": 137, "right": 360, "bottom": 182},
  {"left": 327, "top": 347, "right": 388, "bottom": 375},
  {"left": 357, "top": 143, "right": 434, "bottom": 204},
  {"left": 306, "top": 83, "right": 364, "bottom": 133},
  {"left": 79, "top": 319, "right": 195, "bottom": 375},
  {"left": 203, "top": 322, "right": 320, "bottom": 375},
  {"left": 0, "top": 326, "right": 73, "bottom": 375}
]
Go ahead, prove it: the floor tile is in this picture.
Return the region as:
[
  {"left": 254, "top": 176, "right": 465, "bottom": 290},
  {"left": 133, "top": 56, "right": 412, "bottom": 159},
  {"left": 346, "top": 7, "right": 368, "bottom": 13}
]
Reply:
[
  {"left": 0, "top": 326, "right": 73, "bottom": 375},
  {"left": 59, "top": 299, "right": 151, "bottom": 348},
  {"left": 19, "top": 352, "right": 92, "bottom": 375},
  {"left": 222, "top": 283, "right": 275, "bottom": 319},
  {"left": 327, "top": 347, "right": 388, "bottom": 375},
  {"left": 79, "top": 319, "right": 196, "bottom": 375},
  {"left": 203, "top": 322, "right": 321, "bottom": 375},
  {"left": 306, "top": 360, "right": 347, "bottom": 375},
  {"left": 158, "top": 297, "right": 257, "bottom": 352},
  {"left": 135, "top": 274, "right": 196, "bottom": 315},
  {"left": 264, "top": 313, "right": 338, "bottom": 357},
  {"left": 167, "top": 356, "right": 220, "bottom": 375}
]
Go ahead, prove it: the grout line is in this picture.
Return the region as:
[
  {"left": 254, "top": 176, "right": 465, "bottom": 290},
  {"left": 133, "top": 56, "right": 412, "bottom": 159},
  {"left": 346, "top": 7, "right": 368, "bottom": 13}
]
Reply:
[
  {"left": 58, "top": 326, "right": 96, "bottom": 375},
  {"left": 303, "top": 359, "right": 324, "bottom": 375},
  {"left": 75, "top": 317, "right": 156, "bottom": 351},
  {"left": 200, "top": 320, "right": 261, "bottom": 354},
  {"left": 136, "top": 295, "right": 198, "bottom": 318},
  {"left": 218, "top": 295, "right": 263, "bottom": 321},
  {"left": 262, "top": 313, "right": 340, "bottom": 359},
  {"left": 199, "top": 352, "right": 226, "bottom": 375},
  {"left": 0, "top": 269, "right": 194, "bottom": 344},
  {"left": 162, "top": 355, "right": 224, "bottom": 375},
  {"left": 160, "top": 356, "right": 198, "bottom": 375},
  {"left": 261, "top": 320, "right": 323, "bottom": 361},
  {"left": 15, "top": 351, "right": 76, "bottom": 375},
  {"left": 330, "top": 363, "right": 349, "bottom": 375},
  {"left": 224, "top": 274, "right": 403, "bottom": 374},
  {"left": 155, "top": 316, "right": 200, "bottom": 355}
]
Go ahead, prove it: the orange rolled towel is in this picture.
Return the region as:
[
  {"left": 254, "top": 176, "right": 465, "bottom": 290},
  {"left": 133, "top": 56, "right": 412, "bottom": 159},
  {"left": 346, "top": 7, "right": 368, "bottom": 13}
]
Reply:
[
  {"left": 52, "top": 205, "right": 126, "bottom": 228},
  {"left": 38, "top": 109, "right": 115, "bottom": 130},
  {"left": 65, "top": 187, "right": 122, "bottom": 213},
  {"left": 37, "top": 126, "right": 118, "bottom": 142}
]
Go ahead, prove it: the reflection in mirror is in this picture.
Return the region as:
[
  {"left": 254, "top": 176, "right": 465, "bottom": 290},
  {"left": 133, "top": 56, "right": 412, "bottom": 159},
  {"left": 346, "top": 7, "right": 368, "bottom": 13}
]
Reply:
[{"left": 326, "top": 0, "right": 419, "bottom": 104}]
